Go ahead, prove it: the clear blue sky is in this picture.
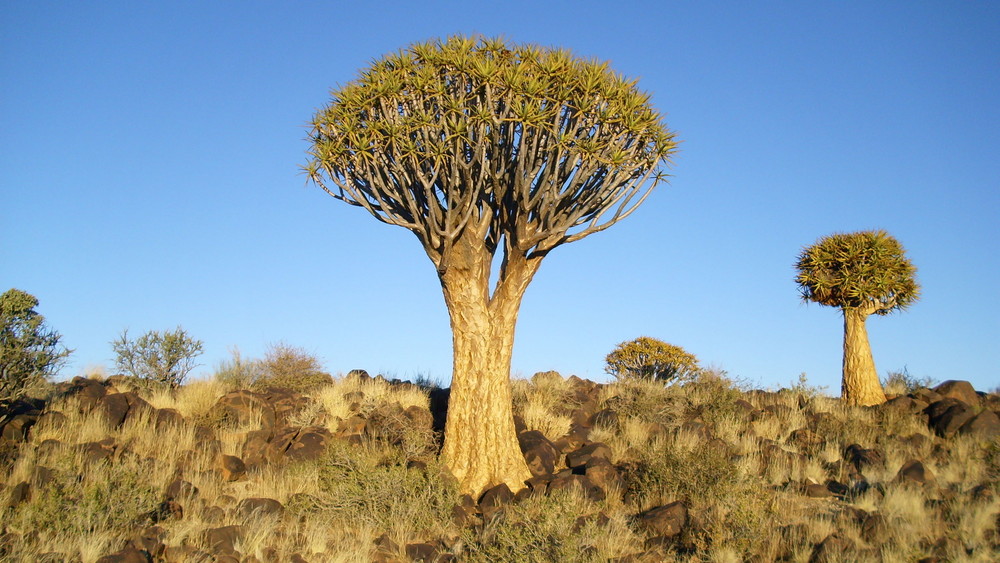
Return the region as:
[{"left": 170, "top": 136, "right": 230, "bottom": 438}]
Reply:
[{"left": 2, "top": 1, "right": 997, "bottom": 392}]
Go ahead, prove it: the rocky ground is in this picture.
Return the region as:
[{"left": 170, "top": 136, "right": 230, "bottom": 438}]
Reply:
[{"left": 0, "top": 371, "right": 998, "bottom": 562}]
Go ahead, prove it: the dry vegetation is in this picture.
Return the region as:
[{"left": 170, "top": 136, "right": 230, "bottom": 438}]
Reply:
[{"left": 1, "top": 362, "right": 998, "bottom": 562}]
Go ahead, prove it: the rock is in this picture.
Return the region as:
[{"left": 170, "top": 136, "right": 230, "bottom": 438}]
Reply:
[
  {"left": 284, "top": 426, "right": 332, "bottom": 461},
  {"left": 803, "top": 482, "right": 833, "bottom": 498},
  {"left": 809, "top": 534, "right": 854, "bottom": 563},
  {"left": 844, "top": 444, "right": 885, "bottom": 472},
  {"left": 403, "top": 405, "right": 434, "bottom": 430},
  {"left": 242, "top": 429, "right": 274, "bottom": 468},
  {"left": 566, "top": 442, "right": 612, "bottom": 469},
  {"left": 590, "top": 408, "right": 620, "bottom": 430},
  {"left": 203, "top": 525, "right": 244, "bottom": 554},
  {"left": 217, "top": 454, "right": 246, "bottom": 482},
  {"left": 6, "top": 481, "right": 30, "bottom": 507},
  {"left": 35, "top": 410, "right": 67, "bottom": 431},
  {"left": 405, "top": 543, "right": 440, "bottom": 562},
  {"left": 957, "top": 409, "right": 1000, "bottom": 439},
  {"left": 788, "top": 428, "right": 825, "bottom": 451},
  {"left": 214, "top": 390, "right": 276, "bottom": 429},
  {"left": 584, "top": 458, "right": 621, "bottom": 491},
  {"left": 0, "top": 414, "right": 37, "bottom": 442},
  {"left": 98, "top": 393, "right": 131, "bottom": 428},
  {"left": 518, "top": 430, "right": 559, "bottom": 477},
  {"left": 860, "top": 513, "right": 889, "bottom": 543},
  {"left": 925, "top": 399, "right": 976, "bottom": 438},
  {"left": 153, "top": 408, "right": 184, "bottom": 429},
  {"left": 883, "top": 395, "right": 929, "bottom": 415},
  {"left": 164, "top": 478, "right": 198, "bottom": 501},
  {"left": 638, "top": 501, "right": 688, "bottom": 537},
  {"left": 933, "top": 380, "right": 980, "bottom": 406},
  {"left": 80, "top": 438, "right": 116, "bottom": 465},
  {"left": 548, "top": 474, "right": 605, "bottom": 501},
  {"left": 95, "top": 546, "right": 152, "bottom": 563},
  {"left": 236, "top": 497, "right": 284, "bottom": 518},
  {"left": 896, "top": 459, "right": 935, "bottom": 486},
  {"left": 479, "top": 483, "right": 514, "bottom": 512}
]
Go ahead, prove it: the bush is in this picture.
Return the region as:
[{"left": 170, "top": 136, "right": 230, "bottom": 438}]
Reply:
[
  {"left": 258, "top": 342, "right": 332, "bottom": 392},
  {"left": 213, "top": 347, "right": 266, "bottom": 389},
  {"left": 1, "top": 288, "right": 70, "bottom": 404},
  {"left": 111, "top": 327, "right": 203, "bottom": 388},
  {"left": 882, "top": 366, "right": 935, "bottom": 395},
  {"left": 605, "top": 336, "right": 701, "bottom": 382}
]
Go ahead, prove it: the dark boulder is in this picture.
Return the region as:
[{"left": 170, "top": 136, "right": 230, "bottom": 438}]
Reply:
[
  {"left": 638, "top": 501, "right": 688, "bottom": 538},
  {"left": 518, "top": 430, "right": 559, "bottom": 477}
]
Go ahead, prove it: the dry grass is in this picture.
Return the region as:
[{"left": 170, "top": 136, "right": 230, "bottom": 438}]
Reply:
[{"left": 1, "top": 370, "right": 997, "bottom": 562}]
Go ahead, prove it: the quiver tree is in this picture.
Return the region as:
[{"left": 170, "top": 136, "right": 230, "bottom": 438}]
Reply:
[
  {"left": 605, "top": 336, "right": 701, "bottom": 382},
  {"left": 795, "top": 230, "right": 919, "bottom": 406},
  {"left": 305, "top": 36, "right": 677, "bottom": 494}
]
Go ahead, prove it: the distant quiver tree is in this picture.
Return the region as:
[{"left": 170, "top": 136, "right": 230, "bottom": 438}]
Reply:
[
  {"left": 605, "top": 336, "right": 701, "bottom": 382},
  {"left": 304, "top": 36, "right": 678, "bottom": 494},
  {"left": 795, "top": 230, "right": 919, "bottom": 406}
]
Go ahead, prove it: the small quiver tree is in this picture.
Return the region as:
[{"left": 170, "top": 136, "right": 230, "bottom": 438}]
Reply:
[
  {"left": 605, "top": 336, "right": 701, "bottom": 382},
  {"left": 795, "top": 230, "right": 919, "bottom": 406},
  {"left": 0, "top": 289, "right": 70, "bottom": 404},
  {"left": 304, "top": 36, "right": 677, "bottom": 495}
]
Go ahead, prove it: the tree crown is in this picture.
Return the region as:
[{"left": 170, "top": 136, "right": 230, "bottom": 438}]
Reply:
[
  {"left": 605, "top": 336, "right": 702, "bottom": 382},
  {"left": 305, "top": 35, "right": 677, "bottom": 264},
  {"left": 1, "top": 288, "right": 70, "bottom": 402},
  {"left": 795, "top": 229, "right": 920, "bottom": 315}
]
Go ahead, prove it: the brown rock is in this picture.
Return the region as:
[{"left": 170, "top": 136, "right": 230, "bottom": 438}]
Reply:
[
  {"left": 810, "top": 534, "right": 855, "bottom": 563},
  {"left": 284, "top": 426, "right": 331, "bottom": 461},
  {"left": 584, "top": 458, "right": 621, "bottom": 491},
  {"left": 218, "top": 454, "right": 247, "bottom": 481},
  {"left": 241, "top": 429, "right": 273, "bottom": 468},
  {"left": 164, "top": 478, "right": 198, "bottom": 501},
  {"left": 548, "top": 474, "right": 605, "bottom": 501},
  {"left": 896, "top": 459, "right": 935, "bottom": 486},
  {"left": 844, "top": 444, "right": 885, "bottom": 472},
  {"left": 99, "top": 393, "right": 131, "bottom": 427},
  {"left": 566, "top": 442, "right": 612, "bottom": 469},
  {"left": 933, "top": 380, "right": 980, "bottom": 406},
  {"left": 957, "top": 409, "right": 1000, "bottom": 439},
  {"left": 788, "top": 428, "right": 825, "bottom": 450},
  {"left": 925, "top": 399, "right": 976, "bottom": 438},
  {"left": 214, "top": 390, "right": 276, "bottom": 429},
  {"left": 95, "top": 546, "right": 151, "bottom": 563},
  {"left": 203, "top": 525, "right": 244, "bottom": 554},
  {"left": 153, "top": 408, "right": 184, "bottom": 429},
  {"left": 236, "top": 497, "right": 284, "bottom": 519},
  {"left": 404, "top": 543, "right": 439, "bottom": 562},
  {"left": 638, "top": 501, "right": 688, "bottom": 537},
  {"left": 0, "top": 414, "right": 37, "bottom": 442},
  {"left": 518, "top": 430, "right": 559, "bottom": 477}
]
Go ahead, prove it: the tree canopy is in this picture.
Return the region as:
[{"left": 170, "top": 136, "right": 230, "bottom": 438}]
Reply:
[
  {"left": 795, "top": 229, "right": 920, "bottom": 315},
  {"left": 304, "top": 35, "right": 677, "bottom": 270}
]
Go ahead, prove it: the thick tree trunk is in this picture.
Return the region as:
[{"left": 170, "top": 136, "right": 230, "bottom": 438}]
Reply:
[
  {"left": 436, "top": 234, "right": 535, "bottom": 496},
  {"left": 841, "top": 309, "right": 886, "bottom": 406}
]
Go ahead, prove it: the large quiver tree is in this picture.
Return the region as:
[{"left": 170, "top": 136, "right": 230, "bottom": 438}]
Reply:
[
  {"left": 305, "top": 36, "right": 677, "bottom": 494},
  {"left": 795, "top": 230, "right": 920, "bottom": 406}
]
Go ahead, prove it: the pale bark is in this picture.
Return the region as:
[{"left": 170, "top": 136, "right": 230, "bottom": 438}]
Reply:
[
  {"left": 437, "top": 232, "right": 537, "bottom": 495},
  {"left": 841, "top": 308, "right": 887, "bottom": 406}
]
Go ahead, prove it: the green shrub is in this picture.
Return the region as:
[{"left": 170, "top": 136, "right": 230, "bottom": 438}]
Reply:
[
  {"left": 0, "top": 288, "right": 70, "bottom": 404},
  {"left": 296, "top": 441, "right": 458, "bottom": 535},
  {"left": 882, "top": 366, "right": 935, "bottom": 395},
  {"left": 605, "top": 337, "right": 701, "bottom": 383},
  {"left": 213, "top": 346, "right": 266, "bottom": 389},
  {"left": 111, "top": 327, "right": 203, "bottom": 388},
  {"left": 258, "top": 342, "right": 332, "bottom": 392}
]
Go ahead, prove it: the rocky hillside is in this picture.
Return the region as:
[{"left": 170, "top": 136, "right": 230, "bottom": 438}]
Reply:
[{"left": 0, "top": 371, "right": 998, "bottom": 562}]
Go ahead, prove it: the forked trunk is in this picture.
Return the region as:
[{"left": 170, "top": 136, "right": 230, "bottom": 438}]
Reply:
[
  {"left": 436, "top": 234, "right": 535, "bottom": 496},
  {"left": 841, "top": 309, "right": 886, "bottom": 406}
]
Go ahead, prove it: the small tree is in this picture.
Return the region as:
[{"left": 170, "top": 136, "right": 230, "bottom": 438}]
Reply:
[
  {"left": 260, "top": 342, "right": 333, "bottom": 392},
  {"left": 795, "top": 230, "right": 919, "bottom": 406},
  {"left": 1, "top": 289, "right": 71, "bottom": 403},
  {"left": 605, "top": 336, "right": 701, "bottom": 382},
  {"left": 111, "top": 327, "right": 204, "bottom": 388},
  {"left": 305, "top": 36, "right": 677, "bottom": 494}
]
